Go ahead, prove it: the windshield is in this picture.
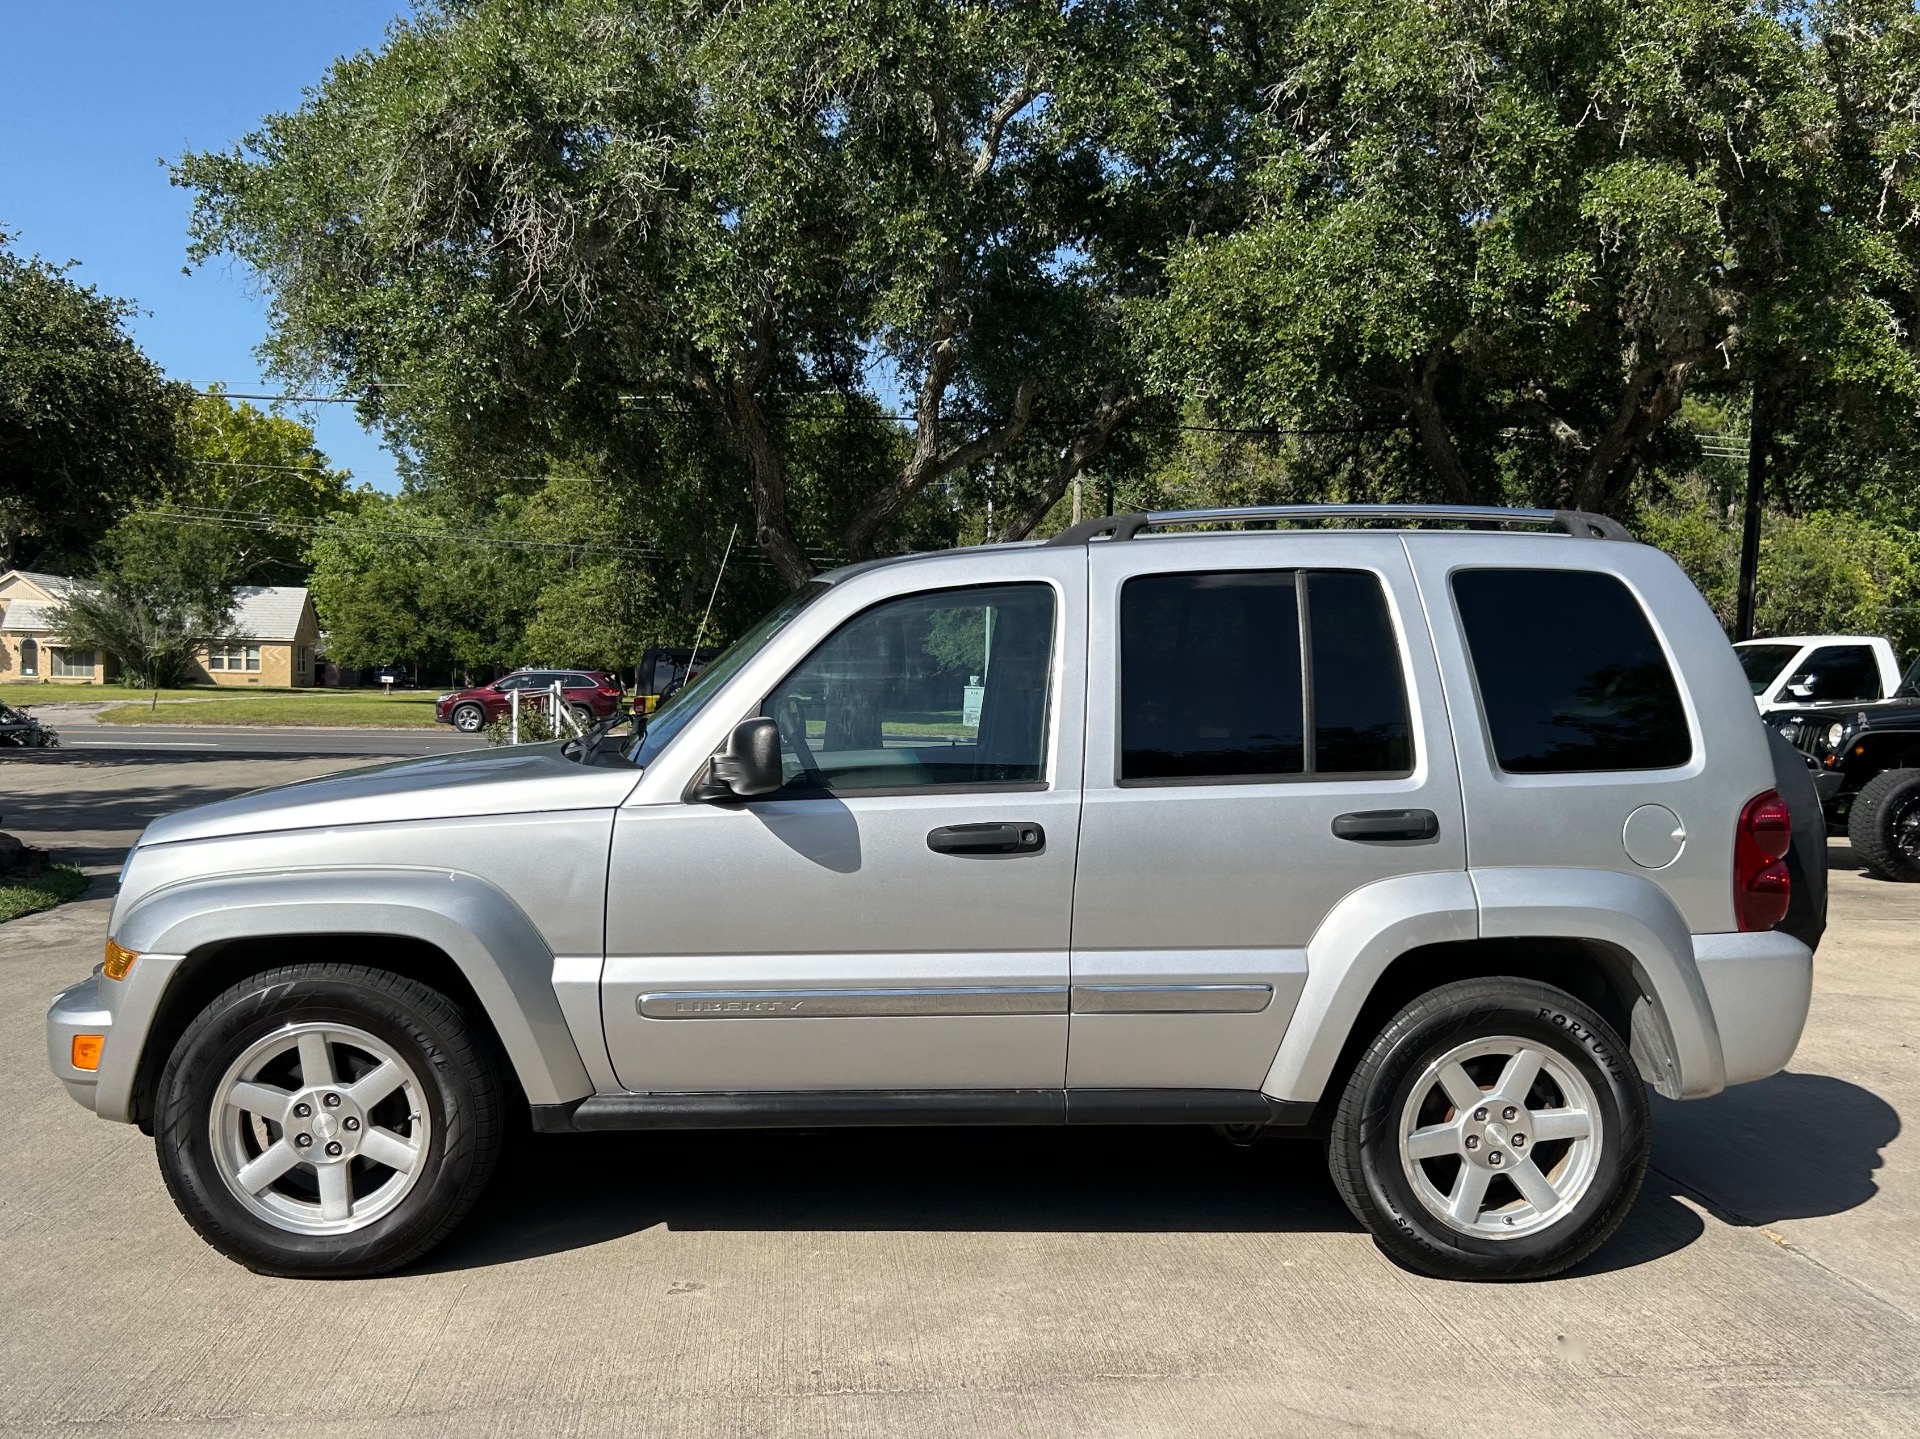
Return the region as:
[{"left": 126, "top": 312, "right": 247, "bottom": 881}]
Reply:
[
  {"left": 1735, "top": 643, "right": 1800, "bottom": 695},
  {"left": 1898, "top": 652, "right": 1920, "bottom": 699},
  {"left": 625, "top": 583, "right": 828, "bottom": 767}
]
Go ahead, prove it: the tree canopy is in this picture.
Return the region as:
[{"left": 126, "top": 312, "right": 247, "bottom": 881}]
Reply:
[
  {"left": 175, "top": 0, "right": 1920, "bottom": 649},
  {"left": 0, "top": 237, "right": 190, "bottom": 571}
]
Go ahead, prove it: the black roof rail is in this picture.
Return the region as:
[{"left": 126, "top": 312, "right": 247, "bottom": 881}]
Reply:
[{"left": 1042, "top": 504, "right": 1632, "bottom": 546}]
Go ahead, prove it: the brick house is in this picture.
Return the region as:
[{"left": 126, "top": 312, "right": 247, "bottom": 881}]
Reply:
[{"left": 0, "top": 570, "right": 320, "bottom": 688}]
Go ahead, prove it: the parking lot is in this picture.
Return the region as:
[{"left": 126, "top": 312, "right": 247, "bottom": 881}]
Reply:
[{"left": 1, "top": 751, "right": 1914, "bottom": 1437}]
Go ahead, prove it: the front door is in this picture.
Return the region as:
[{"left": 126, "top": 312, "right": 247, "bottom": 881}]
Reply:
[
  {"left": 1067, "top": 535, "right": 1468, "bottom": 1091},
  {"left": 601, "top": 555, "right": 1086, "bottom": 1093}
]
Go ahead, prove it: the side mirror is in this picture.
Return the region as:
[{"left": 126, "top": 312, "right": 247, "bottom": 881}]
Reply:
[
  {"left": 690, "top": 716, "right": 782, "bottom": 801},
  {"left": 1785, "top": 679, "right": 1815, "bottom": 700}
]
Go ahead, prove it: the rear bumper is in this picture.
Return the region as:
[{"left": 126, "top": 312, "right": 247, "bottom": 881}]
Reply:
[{"left": 1693, "top": 930, "right": 1813, "bottom": 1088}]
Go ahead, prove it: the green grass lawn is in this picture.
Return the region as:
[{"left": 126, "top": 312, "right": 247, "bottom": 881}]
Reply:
[
  {"left": 0, "top": 866, "right": 90, "bottom": 923},
  {"left": 92, "top": 689, "right": 443, "bottom": 728}
]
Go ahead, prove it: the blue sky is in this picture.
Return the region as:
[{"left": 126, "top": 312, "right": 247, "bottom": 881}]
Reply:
[{"left": 1, "top": 2, "right": 411, "bottom": 492}]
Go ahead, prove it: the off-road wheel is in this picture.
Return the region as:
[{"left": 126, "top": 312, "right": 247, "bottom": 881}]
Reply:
[
  {"left": 1328, "top": 977, "right": 1648, "bottom": 1281},
  {"left": 451, "top": 703, "right": 485, "bottom": 733},
  {"left": 1847, "top": 768, "right": 1920, "bottom": 882},
  {"left": 155, "top": 964, "right": 503, "bottom": 1278}
]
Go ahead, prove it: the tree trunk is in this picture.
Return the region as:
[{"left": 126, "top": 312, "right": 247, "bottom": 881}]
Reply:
[
  {"left": 1402, "top": 347, "right": 1477, "bottom": 504},
  {"left": 728, "top": 380, "right": 815, "bottom": 591},
  {"left": 994, "top": 387, "right": 1139, "bottom": 542}
]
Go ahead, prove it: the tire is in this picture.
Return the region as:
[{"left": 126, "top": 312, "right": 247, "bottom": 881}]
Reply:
[
  {"left": 1847, "top": 768, "right": 1920, "bottom": 882},
  {"left": 451, "top": 703, "right": 484, "bottom": 733},
  {"left": 1328, "top": 977, "right": 1648, "bottom": 1281},
  {"left": 569, "top": 703, "right": 594, "bottom": 728},
  {"left": 154, "top": 964, "right": 503, "bottom": 1278}
]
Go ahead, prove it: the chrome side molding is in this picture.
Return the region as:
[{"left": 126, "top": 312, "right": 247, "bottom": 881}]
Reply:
[
  {"left": 638, "top": 986, "right": 1069, "bottom": 1019},
  {"left": 1071, "top": 983, "right": 1273, "bottom": 1014},
  {"left": 638, "top": 983, "right": 1275, "bottom": 1019}
]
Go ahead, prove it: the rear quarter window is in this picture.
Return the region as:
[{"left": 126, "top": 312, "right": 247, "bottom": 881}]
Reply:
[{"left": 1451, "top": 568, "right": 1691, "bottom": 773}]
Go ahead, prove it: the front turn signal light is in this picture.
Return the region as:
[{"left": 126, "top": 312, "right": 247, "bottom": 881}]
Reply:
[
  {"left": 102, "top": 940, "right": 138, "bottom": 982},
  {"left": 71, "top": 1035, "right": 104, "bottom": 1071}
]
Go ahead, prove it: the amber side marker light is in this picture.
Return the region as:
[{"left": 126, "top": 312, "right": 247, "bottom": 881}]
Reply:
[
  {"left": 71, "top": 1035, "right": 104, "bottom": 1071},
  {"left": 102, "top": 940, "right": 138, "bottom": 982}
]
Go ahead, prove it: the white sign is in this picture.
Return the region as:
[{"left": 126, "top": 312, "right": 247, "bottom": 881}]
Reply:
[{"left": 962, "top": 684, "right": 985, "bottom": 728}]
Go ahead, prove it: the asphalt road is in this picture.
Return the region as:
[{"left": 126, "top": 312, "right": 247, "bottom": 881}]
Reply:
[
  {"left": 1, "top": 756, "right": 1915, "bottom": 1436},
  {"left": 31, "top": 723, "right": 488, "bottom": 758}
]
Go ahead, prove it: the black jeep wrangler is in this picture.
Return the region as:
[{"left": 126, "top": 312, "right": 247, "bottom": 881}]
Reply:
[{"left": 1768, "top": 653, "right": 1920, "bottom": 881}]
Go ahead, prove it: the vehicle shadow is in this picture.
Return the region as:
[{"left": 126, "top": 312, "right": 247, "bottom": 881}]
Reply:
[
  {"left": 1569, "top": 1069, "right": 1899, "bottom": 1278},
  {"left": 421, "top": 1125, "right": 1358, "bottom": 1273},
  {"left": 424, "top": 1068, "right": 1898, "bottom": 1279}
]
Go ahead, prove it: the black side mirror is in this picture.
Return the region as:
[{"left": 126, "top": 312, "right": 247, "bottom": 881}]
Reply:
[{"left": 689, "top": 716, "right": 782, "bottom": 801}]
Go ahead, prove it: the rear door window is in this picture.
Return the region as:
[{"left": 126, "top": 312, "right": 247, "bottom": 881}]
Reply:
[
  {"left": 1119, "top": 569, "right": 1411, "bottom": 782},
  {"left": 1451, "top": 569, "right": 1691, "bottom": 773}
]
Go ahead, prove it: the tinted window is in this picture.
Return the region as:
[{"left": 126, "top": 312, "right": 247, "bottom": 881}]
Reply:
[
  {"left": 1736, "top": 643, "right": 1800, "bottom": 696},
  {"left": 1308, "top": 571, "right": 1413, "bottom": 773},
  {"left": 766, "top": 584, "right": 1054, "bottom": 792},
  {"left": 1122, "top": 572, "right": 1304, "bottom": 780},
  {"left": 1797, "top": 645, "right": 1882, "bottom": 702},
  {"left": 1452, "top": 569, "right": 1690, "bottom": 773},
  {"left": 1118, "top": 569, "right": 1411, "bottom": 782}
]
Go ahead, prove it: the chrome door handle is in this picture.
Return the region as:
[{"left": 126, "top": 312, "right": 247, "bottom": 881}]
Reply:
[
  {"left": 1331, "top": 809, "right": 1439, "bottom": 842},
  {"left": 927, "top": 822, "right": 1046, "bottom": 855}
]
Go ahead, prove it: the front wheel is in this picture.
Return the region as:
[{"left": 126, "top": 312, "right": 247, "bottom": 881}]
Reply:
[
  {"left": 154, "top": 964, "right": 503, "bottom": 1277},
  {"left": 1847, "top": 768, "right": 1920, "bottom": 882},
  {"left": 1328, "top": 977, "right": 1648, "bottom": 1281},
  {"left": 450, "top": 703, "right": 484, "bottom": 733}
]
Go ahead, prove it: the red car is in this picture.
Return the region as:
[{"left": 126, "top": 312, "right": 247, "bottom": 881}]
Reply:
[{"left": 435, "top": 669, "right": 626, "bottom": 733}]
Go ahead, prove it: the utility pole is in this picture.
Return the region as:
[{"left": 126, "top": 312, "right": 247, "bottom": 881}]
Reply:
[{"left": 1735, "top": 381, "right": 1771, "bottom": 642}]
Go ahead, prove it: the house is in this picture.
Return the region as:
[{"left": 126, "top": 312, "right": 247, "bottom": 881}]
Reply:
[
  {"left": 0, "top": 571, "right": 321, "bottom": 688},
  {"left": 193, "top": 586, "right": 321, "bottom": 687},
  {"left": 0, "top": 571, "right": 111, "bottom": 682}
]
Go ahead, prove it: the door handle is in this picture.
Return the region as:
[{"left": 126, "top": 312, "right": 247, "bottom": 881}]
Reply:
[
  {"left": 927, "top": 822, "right": 1046, "bottom": 855},
  {"left": 1331, "top": 809, "right": 1439, "bottom": 843}
]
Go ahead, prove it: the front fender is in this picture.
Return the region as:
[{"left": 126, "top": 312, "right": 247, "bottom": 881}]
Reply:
[{"left": 110, "top": 867, "right": 594, "bottom": 1115}]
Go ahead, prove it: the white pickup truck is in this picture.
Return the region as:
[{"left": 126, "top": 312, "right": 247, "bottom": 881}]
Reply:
[{"left": 1735, "top": 635, "right": 1904, "bottom": 713}]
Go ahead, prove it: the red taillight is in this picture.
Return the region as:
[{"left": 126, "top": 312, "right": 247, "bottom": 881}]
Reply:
[{"left": 1735, "top": 789, "right": 1792, "bottom": 931}]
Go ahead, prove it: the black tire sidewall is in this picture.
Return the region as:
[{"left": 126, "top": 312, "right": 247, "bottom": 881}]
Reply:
[
  {"left": 453, "top": 704, "right": 483, "bottom": 732},
  {"left": 1849, "top": 769, "right": 1920, "bottom": 882},
  {"left": 156, "top": 969, "right": 494, "bottom": 1277},
  {"left": 1341, "top": 982, "right": 1649, "bottom": 1280}
]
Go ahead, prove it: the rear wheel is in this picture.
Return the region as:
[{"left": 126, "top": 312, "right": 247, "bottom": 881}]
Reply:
[
  {"left": 1329, "top": 977, "right": 1648, "bottom": 1281},
  {"left": 155, "top": 964, "right": 502, "bottom": 1277},
  {"left": 451, "top": 703, "right": 484, "bottom": 733},
  {"left": 1847, "top": 768, "right": 1920, "bottom": 882}
]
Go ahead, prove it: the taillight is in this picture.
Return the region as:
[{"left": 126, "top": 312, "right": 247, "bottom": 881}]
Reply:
[{"left": 1735, "top": 789, "right": 1791, "bottom": 931}]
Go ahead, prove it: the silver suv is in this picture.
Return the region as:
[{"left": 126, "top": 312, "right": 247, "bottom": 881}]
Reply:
[{"left": 46, "top": 506, "right": 1818, "bottom": 1281}]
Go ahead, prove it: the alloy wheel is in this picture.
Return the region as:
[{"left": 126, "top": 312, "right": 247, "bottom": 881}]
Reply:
[
  {"left": 209, "top": 1022, "right": 431, "bottom": 1235},
  {"left": 1396, "top": 1035, "right": 1602, "bottom": 1240}
]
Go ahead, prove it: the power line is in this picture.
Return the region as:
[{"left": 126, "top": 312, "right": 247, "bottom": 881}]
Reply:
[
  {"left": 188, "top": 381, "right": 1396, "bottom": 439},
  {"left": 136, "top": 505, "right": 844, "bottom": 567},
  {"left": 191, "top": 456, "right": 606, "bottom": 484}
]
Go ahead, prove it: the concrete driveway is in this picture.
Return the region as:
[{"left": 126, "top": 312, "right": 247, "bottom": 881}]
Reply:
[{"left": 0, "top": 755, "right": 1913, "bottom": 1436}]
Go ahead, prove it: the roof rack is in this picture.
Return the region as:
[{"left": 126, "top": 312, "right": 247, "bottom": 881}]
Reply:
[{"left": 1042, "top": 504, "right": 1632, "bottom": 547}]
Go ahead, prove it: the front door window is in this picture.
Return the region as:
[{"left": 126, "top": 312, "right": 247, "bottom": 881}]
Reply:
[{"left": 765, "top": 583, "right": 1056, "bottom": 793}]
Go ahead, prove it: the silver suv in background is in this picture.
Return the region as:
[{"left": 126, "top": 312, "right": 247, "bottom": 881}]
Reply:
[{"left": 47, "top": 506, "right": 1818, "bottom": 1282}]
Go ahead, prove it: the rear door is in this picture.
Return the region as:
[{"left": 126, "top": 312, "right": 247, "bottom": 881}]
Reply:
[{"left": 1068, "top": 534, "right": 1467, "bottom": 1091}]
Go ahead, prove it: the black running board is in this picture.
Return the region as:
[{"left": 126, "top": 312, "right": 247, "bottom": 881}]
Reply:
[{"left": 532, "top": 1088, "right": 1313, "bottom": 1134}]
